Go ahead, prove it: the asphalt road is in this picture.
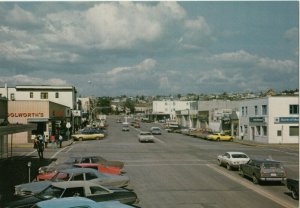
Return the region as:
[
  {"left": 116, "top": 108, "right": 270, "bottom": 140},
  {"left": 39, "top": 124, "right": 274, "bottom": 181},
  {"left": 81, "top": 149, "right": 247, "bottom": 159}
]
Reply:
[{"left": 9, "top": 116, "right": 299, "bottom": 208}]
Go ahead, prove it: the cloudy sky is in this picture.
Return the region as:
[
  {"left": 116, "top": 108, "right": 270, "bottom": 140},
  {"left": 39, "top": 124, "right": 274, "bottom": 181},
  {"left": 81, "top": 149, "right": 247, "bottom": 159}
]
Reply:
[{"left": 0, "top": 1, "right": 298, "bottom": 97}]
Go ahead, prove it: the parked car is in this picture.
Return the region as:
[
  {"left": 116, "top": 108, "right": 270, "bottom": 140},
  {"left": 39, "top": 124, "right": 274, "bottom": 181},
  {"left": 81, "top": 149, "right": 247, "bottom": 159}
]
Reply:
[
  {"left": 286, "top": 178, "right": 299, "bottom": 200},
  {"left": 72, "top": 129, "right": 105, "bottom": 141},
  {"left": 15, "top": 168, "right": 130, "bottom": 197},
  {"left": 74, "top": 163, "right": 124, "bottom": 175},
  {"left": 138, "top": 131, "right": 155, "bottom": 143},
  {"left": 217, "top": 152, "right": 250, "bottom": 170},
  {"left": 32, "top": 197, "right": 135, "bottom": 208},
  {"left": 150, "top": 127, "right": 161, "bottom": 135},
  {"left": 207, "top": 133, "right": 234, "bottom": 141},
  {"left": 133, "top": 123, "right": 140, "bottom": 128},
  {"left": 5, "top": 181, "right": 139, "bottom": 208},
  {"left": 37, "top": 156, "right": 124, "bottom": 180},
  {"left": 239, "top": 159, "right": 287, "bottom": 184}
]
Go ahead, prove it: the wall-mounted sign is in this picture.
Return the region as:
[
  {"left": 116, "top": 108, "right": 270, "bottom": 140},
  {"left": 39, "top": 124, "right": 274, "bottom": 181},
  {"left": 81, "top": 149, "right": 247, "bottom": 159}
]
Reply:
[
  {"left": 274, "top": 117, "right": 299, "bottom": 124},
  {"left": 249, "top": 117, "right": 265, "bottom": 123},
  {"left": 8, "top": 112, "right": 44, "bottom": 118}
]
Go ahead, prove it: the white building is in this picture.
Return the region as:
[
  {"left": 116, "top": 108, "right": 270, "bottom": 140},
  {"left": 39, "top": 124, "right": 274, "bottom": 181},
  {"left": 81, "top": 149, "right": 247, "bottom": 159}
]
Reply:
[
  {"left": 0, "top": 85, "right": 77, "bottom": 109},
  {"left": 239, "top": 96, "right": 299, "bottom": 144},
  {"left": 152, "top": 100, "right": 195, "bottom": 121}
]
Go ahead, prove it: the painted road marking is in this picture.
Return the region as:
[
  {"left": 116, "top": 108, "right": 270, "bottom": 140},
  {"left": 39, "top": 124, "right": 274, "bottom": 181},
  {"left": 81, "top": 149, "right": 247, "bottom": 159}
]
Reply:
[{"left": 51, "top": 146, "right": 69, "bottom": 159}]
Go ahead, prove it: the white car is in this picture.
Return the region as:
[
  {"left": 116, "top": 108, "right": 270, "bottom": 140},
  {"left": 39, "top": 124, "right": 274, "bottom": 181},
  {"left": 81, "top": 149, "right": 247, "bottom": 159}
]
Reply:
[
  {"left": 217, "top": 152, "right": 250, "bottom": 170},
  {"left": 138, "top": 131, "right": 154, "bottom": 143}
]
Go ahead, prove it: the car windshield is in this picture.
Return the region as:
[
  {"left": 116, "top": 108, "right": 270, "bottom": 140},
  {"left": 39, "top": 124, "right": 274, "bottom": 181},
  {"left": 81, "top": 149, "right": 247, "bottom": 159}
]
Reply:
[
  {"left": 37, "top": 185, "right": 64, "bottom": 199},
  {"left": 263, "top": 162, "right": 282, "bottom": 169},
  {"left": 232, "top": 154, "right": 248, "bottom": 158}
]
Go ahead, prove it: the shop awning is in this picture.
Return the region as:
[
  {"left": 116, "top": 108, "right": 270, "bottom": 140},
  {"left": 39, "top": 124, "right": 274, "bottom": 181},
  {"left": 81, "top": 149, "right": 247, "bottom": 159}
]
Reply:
[
  {"left": 27, "top": 118, "right": 49, "bottom": 123},
  {"left": 0, "top": 124, "right": 37, "bottom": 136}
]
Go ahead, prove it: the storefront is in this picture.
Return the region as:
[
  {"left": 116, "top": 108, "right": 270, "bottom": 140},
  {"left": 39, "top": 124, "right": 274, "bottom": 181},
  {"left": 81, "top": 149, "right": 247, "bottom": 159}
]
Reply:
[{"left": 7, "top": 100, "right": 71, "bottom": 144}]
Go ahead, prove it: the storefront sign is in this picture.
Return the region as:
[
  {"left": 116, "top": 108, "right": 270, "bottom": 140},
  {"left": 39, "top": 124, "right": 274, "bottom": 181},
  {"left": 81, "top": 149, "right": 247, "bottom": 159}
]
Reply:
[
  {"left": 274, "top": 117, "right": 299, "bottom": 124},
  {"left": 249, "top": 117, "right": 265, "bottom": 123},
  {"left": 8, "top": 112, "right": 44, "bottom": 118}
]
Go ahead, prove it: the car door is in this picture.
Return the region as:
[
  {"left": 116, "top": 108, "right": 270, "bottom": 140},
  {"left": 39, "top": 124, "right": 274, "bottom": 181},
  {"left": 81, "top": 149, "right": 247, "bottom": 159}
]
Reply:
[
  {"left": 86, "top": 185, "right": 113, "bottom": 202},
  {"left": 242, "top": 160, "right": 254, "bottom": 177}
]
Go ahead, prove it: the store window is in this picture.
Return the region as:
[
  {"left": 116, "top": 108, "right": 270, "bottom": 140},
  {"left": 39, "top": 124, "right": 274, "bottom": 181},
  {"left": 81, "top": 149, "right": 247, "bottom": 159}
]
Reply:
[
  {"left": 245, "top": 107, "right": 248, "bottom": 116},
  {"left": 30, "top": 92, "right": 33, "bottom": 98},
  {"left": 40, "top": 92, "right": 48, "bottom": 99},
  {"left": 289, "top": 105, "right": 299, "bottom": 115},
  {"left": 254, "top": 106, "right": 258, "bottom": 115},
  {"left": 256, "top": 126, "right": 261, "bottom": 136},
  {"left": 55, "top": 92, "right": 59, "bottom": 98},
  {"left": 242, "top": 107, "right": 244, "bottom": 116},
  {"left": 262, "top": 105, "right": 267, "bottom": 115},
  {"left": 10, "top": 93, "right": 15, "bottom": 100},
  {"left": 289, "top": 126, "right": 299, "bottom": 136},
  {"left": 244, "top": 125, "right": 248, "bottom": 134},
  {"left": 277, "top": 130, "right": 282, "bottom": 136},
  {"left": 262, "top": 126, "right": 267, "bottom": 136}
]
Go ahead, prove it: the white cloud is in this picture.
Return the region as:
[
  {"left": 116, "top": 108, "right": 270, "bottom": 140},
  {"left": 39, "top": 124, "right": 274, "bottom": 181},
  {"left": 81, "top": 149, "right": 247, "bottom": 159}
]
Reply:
[
  {"left": 5, "top": 5, "right": 37, "bottom": 26},
  {"left": 284, "top": 27, "right": 298, "bottom": 42},
  {"left": 0, "top": 75, "right": 67, "bottom": 86},
  {"left": 107, "top": 58, "right": 156, "bottom": 75}
]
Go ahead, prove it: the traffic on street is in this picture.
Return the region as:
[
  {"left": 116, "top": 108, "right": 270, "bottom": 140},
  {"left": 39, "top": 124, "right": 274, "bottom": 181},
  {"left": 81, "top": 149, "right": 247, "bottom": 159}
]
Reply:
[{"left": 2, "top": 116, "right": 298, "bottom": 208}]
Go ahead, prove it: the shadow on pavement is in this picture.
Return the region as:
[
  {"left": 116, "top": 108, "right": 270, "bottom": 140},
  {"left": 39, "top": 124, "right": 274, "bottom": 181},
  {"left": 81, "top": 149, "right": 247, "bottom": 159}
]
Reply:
[{"left": 0, "top": 156, "right": 56, "bottom": 204}]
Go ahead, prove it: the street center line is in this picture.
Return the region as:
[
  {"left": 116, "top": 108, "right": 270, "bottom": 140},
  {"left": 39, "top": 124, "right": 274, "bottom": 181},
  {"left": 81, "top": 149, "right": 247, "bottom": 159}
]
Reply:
[{"left": 26, "top": 150, "right": 36, "bottom": 156}]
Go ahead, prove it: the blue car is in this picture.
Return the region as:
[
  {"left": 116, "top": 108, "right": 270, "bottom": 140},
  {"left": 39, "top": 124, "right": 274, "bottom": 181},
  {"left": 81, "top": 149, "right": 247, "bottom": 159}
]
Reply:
[{"left": 32, "top": 197, "right": 135, "bottom": 208}]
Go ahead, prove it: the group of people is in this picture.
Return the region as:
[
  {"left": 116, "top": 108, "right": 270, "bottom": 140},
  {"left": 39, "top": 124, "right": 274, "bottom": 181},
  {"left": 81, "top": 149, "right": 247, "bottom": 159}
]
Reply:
[{"left": 34, "top": 133, "right": 64, "bottom": 159}]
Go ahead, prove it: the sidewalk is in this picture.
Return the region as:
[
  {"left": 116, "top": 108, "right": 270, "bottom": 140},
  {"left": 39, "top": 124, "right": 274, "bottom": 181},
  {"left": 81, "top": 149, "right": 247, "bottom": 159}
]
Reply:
[
  {"left": 11, "top": 139, "right": 74, "bottom": 148},
  {"left": 233, "top": 138, "right": 299, "bottom": 149}
]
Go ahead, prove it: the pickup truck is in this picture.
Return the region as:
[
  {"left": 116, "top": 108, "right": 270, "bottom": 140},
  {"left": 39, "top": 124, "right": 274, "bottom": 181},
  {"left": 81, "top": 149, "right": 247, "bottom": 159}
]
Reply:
[{"left": 287, "top": 178, "right": 299, "bottom": 200}]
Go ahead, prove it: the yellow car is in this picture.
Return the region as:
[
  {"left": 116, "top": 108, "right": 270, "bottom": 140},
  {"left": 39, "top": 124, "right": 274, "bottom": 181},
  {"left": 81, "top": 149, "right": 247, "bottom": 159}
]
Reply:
[
  {"left": 72, "top": 129, "right": 105, "bottom": 141},
  {"left": 207, "top": 133, "right": 234, "bottom": 141}
]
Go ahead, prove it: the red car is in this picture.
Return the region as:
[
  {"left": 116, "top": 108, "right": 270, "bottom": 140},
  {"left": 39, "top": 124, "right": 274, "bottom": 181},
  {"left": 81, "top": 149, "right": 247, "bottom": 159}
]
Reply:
[{"left": 74, "top": 163, "right": 124, "bottom": 175}]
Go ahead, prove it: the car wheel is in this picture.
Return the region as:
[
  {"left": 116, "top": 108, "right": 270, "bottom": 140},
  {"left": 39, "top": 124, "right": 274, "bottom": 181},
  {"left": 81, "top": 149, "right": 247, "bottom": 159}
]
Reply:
[
  {"left": 79, "top": 138, "right": 83, "bottom": 141},
  {"left": 230, "top": 137, "right": 233, "bottom": 141},
  {"left": 96, "top": 137, "right": 100, "bottom": 140},
  {"left": 252, "top": 175, "right": 259, "bottom": 184},
  {"left": 291, "top": 188, "right": 299, "bottom": 200},
  {"left": 218, "top": 160, "right": 222, "bottom": 166},
  {"left": 226, "top": 163, "right": 231, "bottom": 170},
  {"left": 217, "top": 138, "right": 220, "bottom": 142}
]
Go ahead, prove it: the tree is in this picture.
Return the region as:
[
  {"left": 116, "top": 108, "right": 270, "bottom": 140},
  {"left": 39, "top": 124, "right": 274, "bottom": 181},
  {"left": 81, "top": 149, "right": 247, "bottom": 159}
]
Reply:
[
  {"left": 96, "top": 97, "right": 112, "bottom": 114},
  {"left": 124, "top": 99, "right": 135, "bottom": 114}
]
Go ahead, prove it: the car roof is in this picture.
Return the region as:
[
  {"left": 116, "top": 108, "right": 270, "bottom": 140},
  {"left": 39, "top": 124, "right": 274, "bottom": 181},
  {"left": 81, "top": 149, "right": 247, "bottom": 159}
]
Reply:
[
  {"left": 59, "top": 167, "right": 99, "bottom": 174},
  {"left": 51, "top": 180, "right": 108, "bottom": 190},
  {"left": 226, "top": 152, "right": 248, "bottom": 155},
  {"left": 35, "top": 197, "right": 135, "bottom": 208},
  {"left": 250, "top": 158, "right": 281, "bottom": 163},
  {"left": 34, "top": 197, "right": 97, "bottom": 208}
]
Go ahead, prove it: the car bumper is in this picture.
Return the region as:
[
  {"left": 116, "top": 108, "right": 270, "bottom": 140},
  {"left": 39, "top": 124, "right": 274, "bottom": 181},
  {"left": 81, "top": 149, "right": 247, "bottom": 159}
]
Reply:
[{"left": 260, "top": 177, "right": 286, "bottom": 182}]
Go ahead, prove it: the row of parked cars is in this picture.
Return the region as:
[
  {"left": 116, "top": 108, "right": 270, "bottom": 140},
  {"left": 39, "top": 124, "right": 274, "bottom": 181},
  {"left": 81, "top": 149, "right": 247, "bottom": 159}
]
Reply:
[
  {"left": 217, "top": 151, "right": 299, "bottom": 200},
  {"left": 5, "top": 155, "right": 139, "bottom": 208}
]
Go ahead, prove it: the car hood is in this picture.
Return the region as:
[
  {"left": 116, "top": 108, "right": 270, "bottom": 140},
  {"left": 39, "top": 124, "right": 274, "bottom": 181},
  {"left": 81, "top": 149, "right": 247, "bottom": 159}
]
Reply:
[
  {"left": 4, "top": 195, "right": 43, "bottom": 208},
  {"left": 15, "top": 181, "right": 51, "bottom": 196}
]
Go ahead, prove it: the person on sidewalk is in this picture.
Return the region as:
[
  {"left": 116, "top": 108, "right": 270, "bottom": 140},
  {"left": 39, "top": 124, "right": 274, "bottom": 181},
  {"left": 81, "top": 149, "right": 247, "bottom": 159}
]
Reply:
[
  {"left": 59, "top": 134, "right": 63, "bottom": 148},
  {"left": 34, "top": 136, "right": 44, "bottom": 159}
]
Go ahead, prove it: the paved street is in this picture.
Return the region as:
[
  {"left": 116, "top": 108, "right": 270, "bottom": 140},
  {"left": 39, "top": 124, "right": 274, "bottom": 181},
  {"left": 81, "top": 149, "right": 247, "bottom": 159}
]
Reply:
[{"left": 3, "top": 116, "right": 299, "bottom": 208}]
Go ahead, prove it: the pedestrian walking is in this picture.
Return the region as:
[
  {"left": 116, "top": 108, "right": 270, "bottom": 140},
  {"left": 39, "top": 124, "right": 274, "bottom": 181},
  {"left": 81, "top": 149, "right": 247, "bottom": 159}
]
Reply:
[
  {"left": 59, "top": 134, "right": 63, "bottom": 148},
  {"left": 34, "top": 136, "right": 44, "bottom": 159},
  {"left": 50, "top": 135, "right": 56, "bottom": 148}
]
